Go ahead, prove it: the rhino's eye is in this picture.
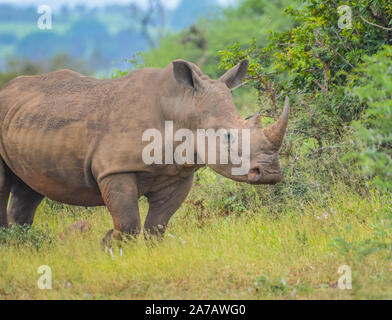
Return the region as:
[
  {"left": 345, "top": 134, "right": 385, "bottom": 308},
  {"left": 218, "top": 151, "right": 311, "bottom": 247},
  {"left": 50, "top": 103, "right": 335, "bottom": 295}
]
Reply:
[{"left": 225, "top": 132, "right": 231, "bottom": 143}]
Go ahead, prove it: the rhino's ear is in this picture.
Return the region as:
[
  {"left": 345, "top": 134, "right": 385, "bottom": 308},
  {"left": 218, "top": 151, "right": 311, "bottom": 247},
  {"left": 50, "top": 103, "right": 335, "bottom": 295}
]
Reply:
[
  {"left": 219, "top": 59, "right": 249, "bottom": 90},
  {"left": 172, "top": 60, "right": 204, "bottom": 90}
]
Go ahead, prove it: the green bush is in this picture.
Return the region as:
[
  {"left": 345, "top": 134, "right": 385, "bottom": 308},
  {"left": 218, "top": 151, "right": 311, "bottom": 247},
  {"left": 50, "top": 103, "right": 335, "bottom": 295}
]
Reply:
[
  {"left": 351, "top": 45, "right": 392, "bottom": 192},
  {"left": 219, "top": 0, "right": 392, "bottom": 143},
  {"left": 0, "top": 224, "right": 54, "bottom": 250},
  {"left": 216, "top": 0, "right": 392, "bottom": 196}
]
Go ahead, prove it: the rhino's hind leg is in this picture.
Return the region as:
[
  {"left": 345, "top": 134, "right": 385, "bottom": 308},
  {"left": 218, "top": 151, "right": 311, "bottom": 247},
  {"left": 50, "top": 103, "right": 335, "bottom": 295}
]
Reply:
[
  {"left": 98, "top": 173, "right": 140, "bottom": 243},
  {"left": 0, "top": 157, "right": 11, "bottom": 227},
  {"left": 144, "top": 174, "right": 193, "bottom": 238},
  {"left": 7, "top": 175, "right": 43, "bottom": 226}
]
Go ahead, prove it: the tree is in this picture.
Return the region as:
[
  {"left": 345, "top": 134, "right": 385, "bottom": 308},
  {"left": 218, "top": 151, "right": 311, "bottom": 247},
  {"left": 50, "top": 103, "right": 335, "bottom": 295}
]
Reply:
[
  {"left": 351, "top": 45, "right": 392, "bottom": 192},
  {"left": 219, "top": 0, "right": 392, "bottom": 146}
]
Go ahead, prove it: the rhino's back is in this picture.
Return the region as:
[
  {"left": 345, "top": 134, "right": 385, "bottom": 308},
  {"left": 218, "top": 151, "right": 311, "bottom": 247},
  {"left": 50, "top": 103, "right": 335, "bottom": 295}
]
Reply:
[
  {"left": 0, "top": 69, "right": 118, "bottom": 124},
  {"left": 0, "top": 68, "right": 162, "bottom": 205}
]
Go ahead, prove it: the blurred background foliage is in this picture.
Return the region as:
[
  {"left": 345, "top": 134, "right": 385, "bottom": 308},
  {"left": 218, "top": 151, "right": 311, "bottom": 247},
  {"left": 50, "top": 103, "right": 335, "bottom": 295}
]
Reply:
[{"left": 0, "top": 0, "right": 225, "bottom": 76}]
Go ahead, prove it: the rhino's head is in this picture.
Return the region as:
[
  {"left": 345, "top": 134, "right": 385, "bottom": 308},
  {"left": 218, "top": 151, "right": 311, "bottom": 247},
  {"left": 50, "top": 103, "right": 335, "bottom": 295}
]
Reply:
[{"left": 162, "top": 59, "right": 289, "bottom": 185}]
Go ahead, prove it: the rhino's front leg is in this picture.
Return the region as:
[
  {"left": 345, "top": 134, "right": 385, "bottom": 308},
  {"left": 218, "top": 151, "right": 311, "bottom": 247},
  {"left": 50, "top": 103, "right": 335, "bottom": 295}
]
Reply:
[
  {"left": 98, "top": 173, "right": 140, "bottom": 243},
  {"left": 144, "top": 174, "right": 193, "bottom": 238}
]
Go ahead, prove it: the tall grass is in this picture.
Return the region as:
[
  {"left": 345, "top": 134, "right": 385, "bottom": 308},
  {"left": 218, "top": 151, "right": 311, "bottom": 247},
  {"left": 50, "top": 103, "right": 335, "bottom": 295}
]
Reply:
[{"left": 0, "top": 166, "right": 391, "bottom": 299}]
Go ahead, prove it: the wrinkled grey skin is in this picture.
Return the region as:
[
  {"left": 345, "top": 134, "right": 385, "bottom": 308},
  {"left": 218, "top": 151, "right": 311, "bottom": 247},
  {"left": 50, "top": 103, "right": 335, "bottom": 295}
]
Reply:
[{"left": 0, "top": 60, "right": 289, "bottom": 241}]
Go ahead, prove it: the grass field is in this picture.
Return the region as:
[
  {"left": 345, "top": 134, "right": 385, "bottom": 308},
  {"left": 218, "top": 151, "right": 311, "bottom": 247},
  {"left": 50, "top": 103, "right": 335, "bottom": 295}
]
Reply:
[{"left": 0, "top": 168, "right": 391, "bottom": 300}]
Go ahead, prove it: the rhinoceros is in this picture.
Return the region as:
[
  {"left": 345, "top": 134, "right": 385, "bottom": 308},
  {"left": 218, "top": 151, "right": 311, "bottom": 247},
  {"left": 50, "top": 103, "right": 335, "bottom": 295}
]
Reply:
[{"left": 0, "top": 59, "right": 289, "bottom": 242}]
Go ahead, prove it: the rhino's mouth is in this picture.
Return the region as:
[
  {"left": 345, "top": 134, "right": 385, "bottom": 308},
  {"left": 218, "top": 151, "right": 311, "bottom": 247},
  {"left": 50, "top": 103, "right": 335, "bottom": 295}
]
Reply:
[
  {"left": 249, "top": 173, "right": 282, "bottom": 185},
  {"left": 209, "top": 166, "right": 282, "bottom": 185},
  {"left": 247, "top": 167, "right": 282, "bottom": 185}
]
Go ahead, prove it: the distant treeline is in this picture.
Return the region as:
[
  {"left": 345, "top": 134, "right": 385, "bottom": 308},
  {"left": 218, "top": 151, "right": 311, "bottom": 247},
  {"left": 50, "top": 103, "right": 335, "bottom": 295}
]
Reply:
[{"left": 0, "top": 0, "right": 221, "bottom": 73}]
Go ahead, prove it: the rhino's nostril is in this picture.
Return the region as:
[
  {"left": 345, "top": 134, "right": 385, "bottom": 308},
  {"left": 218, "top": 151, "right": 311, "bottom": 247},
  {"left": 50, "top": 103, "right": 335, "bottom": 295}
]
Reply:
[
  {"left": 248, "top": 167, "right": 262, "bottom": 182},
  {"left": 249, "top": 167, "right": 261, "bottom": 176}
]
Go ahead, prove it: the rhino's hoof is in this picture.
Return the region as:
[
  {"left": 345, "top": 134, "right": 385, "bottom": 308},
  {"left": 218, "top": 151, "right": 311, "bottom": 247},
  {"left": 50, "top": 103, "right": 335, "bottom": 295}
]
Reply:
[
  {"left": 101, "top": 229, "right": 126, "bottom": 245},
  {"left": 101, "top": 229, "right": 115, "bottom": 246},
  {"left": 102, "top": 229, "right": 139, "bottom": 247}
]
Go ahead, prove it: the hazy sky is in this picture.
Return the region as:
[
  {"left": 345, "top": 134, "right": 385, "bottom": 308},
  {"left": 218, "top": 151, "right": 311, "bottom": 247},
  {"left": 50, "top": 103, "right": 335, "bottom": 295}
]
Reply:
[{"left": 0, "top": 0, "right": 234, "bottom": 10}]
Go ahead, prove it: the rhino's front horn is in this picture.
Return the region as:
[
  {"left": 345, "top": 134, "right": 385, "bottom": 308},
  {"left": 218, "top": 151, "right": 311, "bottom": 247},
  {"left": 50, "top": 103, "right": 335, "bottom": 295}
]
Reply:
[{"left": 263, "top": 96, "right": 290, "bottom": 149}]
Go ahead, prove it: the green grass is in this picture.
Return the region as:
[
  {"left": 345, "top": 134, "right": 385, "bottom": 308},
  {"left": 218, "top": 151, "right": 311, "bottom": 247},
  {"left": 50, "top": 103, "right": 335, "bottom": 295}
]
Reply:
[{"left": 0, "top": 169, "right": 391, "bottom": 300}]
